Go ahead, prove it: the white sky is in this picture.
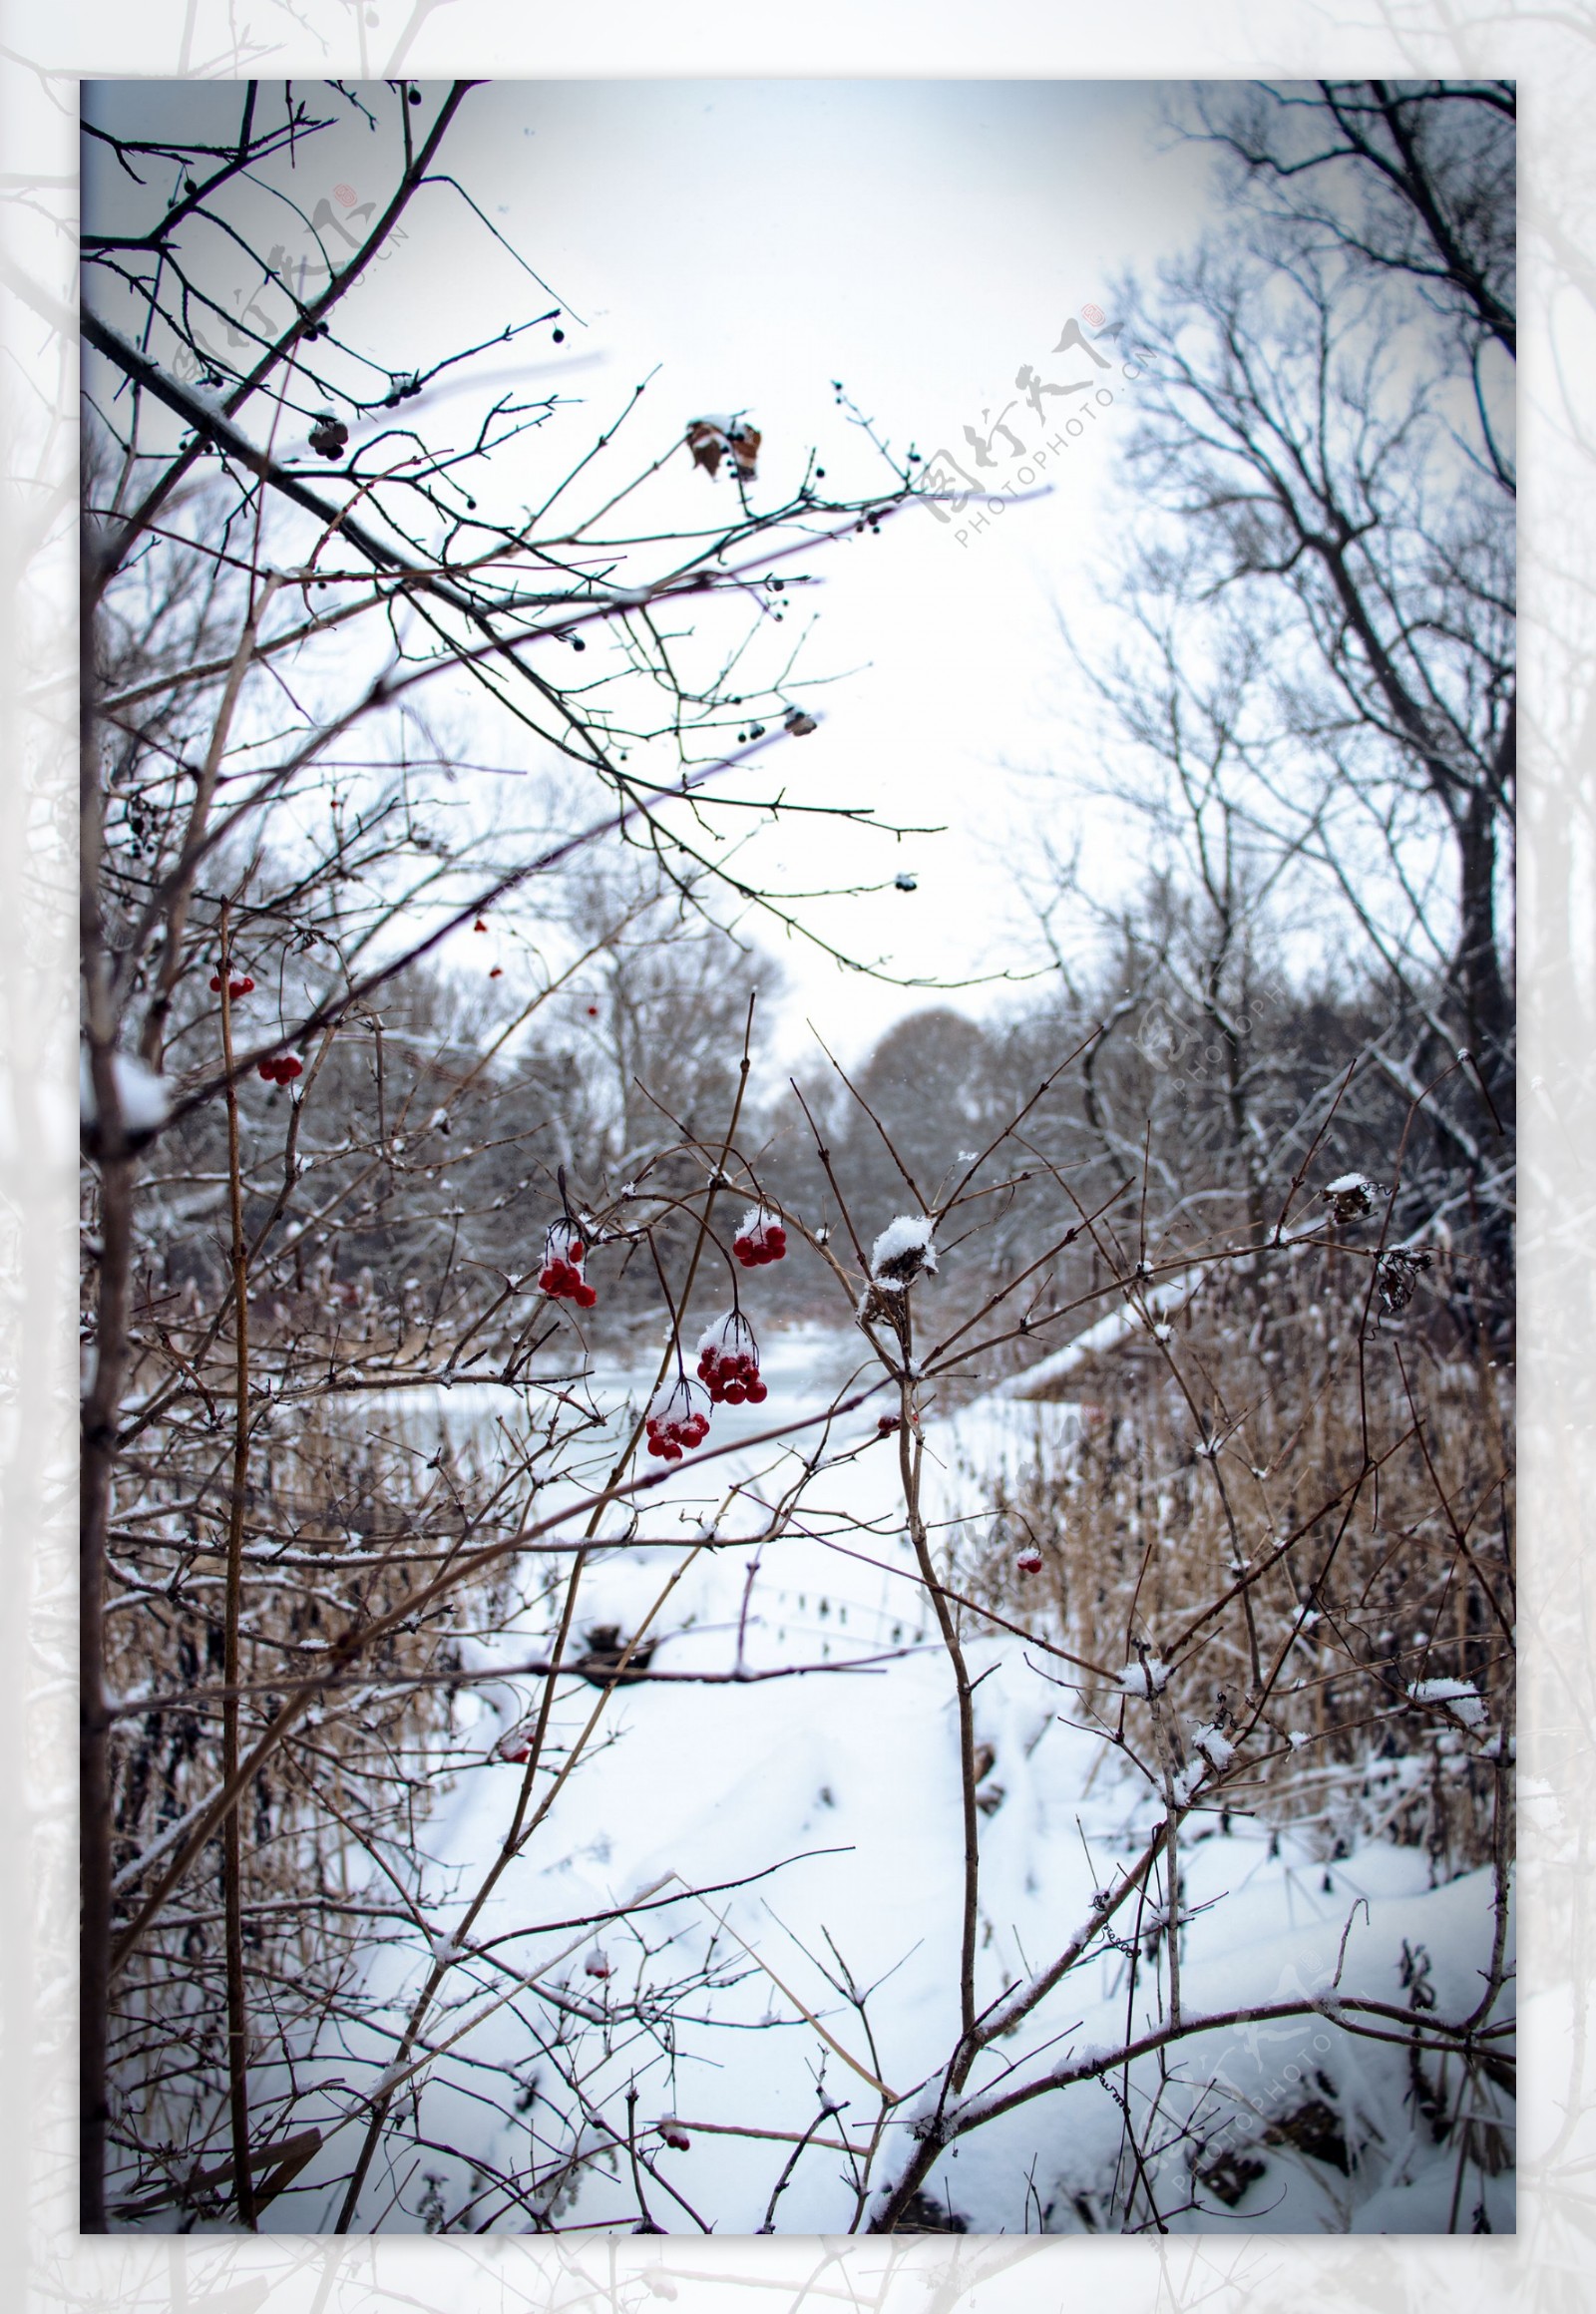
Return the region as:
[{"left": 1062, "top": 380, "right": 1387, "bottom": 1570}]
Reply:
[
  {"left": 87, "top": 78, "right": 1226, "bottom": 1061},
  {"left": 448, "top": 81, "right": 1221, "bottom": 1057}
]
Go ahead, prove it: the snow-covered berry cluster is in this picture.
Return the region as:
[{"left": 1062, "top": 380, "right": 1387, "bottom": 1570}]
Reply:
[
  {"left": 644, "top": 1377, "right": 710, "bottom": 1461},
  {"left": 732, "top": 1207, "right": 786, "bottom": 1268},
  {"left": 696, "top": 1314, "right": 768, "bottom": 1405},
  {"left": 1014, "top": 1550, "right": 1043, "bottom": 1576},
  {"left": 210, "top": 971, "right": 254, "bottom": 998},
  {"left": 539, "top": 1226, "right": 597, "bottom": 1310},
  {"left": 257, "top": 1054, "right": 302, "bottom": 1085}
]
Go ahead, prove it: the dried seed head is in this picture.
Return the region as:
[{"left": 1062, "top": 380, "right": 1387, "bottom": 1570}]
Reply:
[
  {"left": 1375, "top": 1247, "right": 1432, "bottom": 1314},
  {"left": 1324, "top": 1172, "right": 1380, "bottom": 1225}
]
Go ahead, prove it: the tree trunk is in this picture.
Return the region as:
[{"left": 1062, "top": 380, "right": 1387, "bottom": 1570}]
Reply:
[{"left": 1456, "top": 782, "right": 1514, "bottom": 1122}]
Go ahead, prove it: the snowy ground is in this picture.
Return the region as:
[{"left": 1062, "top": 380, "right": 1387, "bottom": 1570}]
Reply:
[{"left": 247, "top": 1323, "right": 1513, "bottom": 2236}]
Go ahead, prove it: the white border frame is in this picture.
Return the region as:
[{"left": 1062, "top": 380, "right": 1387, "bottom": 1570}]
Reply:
[{"left": 6, "top": 9, "right": 1586, "bottom": 2307}]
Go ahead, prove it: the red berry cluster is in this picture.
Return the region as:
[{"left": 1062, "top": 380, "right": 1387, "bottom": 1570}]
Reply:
[
  {"left": 257, "top": 1054, "right": 303, "bottom": 1084},
  {"left": 644, "top": 1378, "right": 709, "bottom": 1461},
  {"left": 539, "top": 1226, "right": 597, "bottom": 1310},
  {"left": 732, "top": 1206, "right": 786, "bottom": 1267},
  {"left": 658, "top": 2119, "right": 691, "bottom": 2152},
  {"left": 696, "top": 1315, "right": 768, "bottom": 1405},
  {"left": 1015, "top": 1550, "right": 1043, "bottom": 1576},
  {"left": 210, "top": 971, "right": 255, "bottom": 998}
]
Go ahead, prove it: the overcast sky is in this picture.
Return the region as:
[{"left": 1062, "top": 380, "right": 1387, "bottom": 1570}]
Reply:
[
  {"left": 452, "top": 82, "right": 1220, "bottom": 1056},
  {"left": 87, "top": 78, "right": 1226, "bottom": 1060}
]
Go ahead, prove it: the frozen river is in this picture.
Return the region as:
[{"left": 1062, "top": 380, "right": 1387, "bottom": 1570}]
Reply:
[{"left": 258, "top": 1322, "right": 1507, "bottom": 2236}]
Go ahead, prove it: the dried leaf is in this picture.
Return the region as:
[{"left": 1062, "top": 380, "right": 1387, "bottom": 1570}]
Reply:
[{"left": 686, "top": 420, "right": 725, "bottom": 478}]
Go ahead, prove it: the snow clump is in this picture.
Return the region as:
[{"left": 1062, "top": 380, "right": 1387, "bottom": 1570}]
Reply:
[
  {"left": 870, "top": 1213, "right": 938, "bottom": 1289},
  {"left": 80, "top": 1045, "right": 171, "bottom": 1147},
  {"left": 1191, "top": 1724, "right": 1236, "bottom": 1771},
  {"left": 1116, "top": 1657, "right": 1170, "bottom": 1698},
  {"left": 1407, "top": 1677, "right": 1487, "bottom": 1732}
]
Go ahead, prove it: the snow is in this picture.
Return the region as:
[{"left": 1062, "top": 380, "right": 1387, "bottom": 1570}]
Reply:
[
  {"left": 80, "top": 1045, "right": 170, "bottom": 1138},
  {"left": 1407, "top": 1677, "right": 1488, "bottom": 1732},
  {"left": 224, "top": 1323, "right": 1512, "bottom": 2237},
  {"left": 1116, "top": 1657, "right": 1170, "bottom": 1698},
  {"left": 869, "top": 1212, "right": 937, "bottom": 1281},
  {"left": 993, "top": 1267, "right": 1203, "bottom": 1398},
  {"left": 1192, "top": 1723, "right": 1237, "bottom": 1771},
  {"left": 1171, "top": 1758, "right": 1206, "bottom": 1806}
]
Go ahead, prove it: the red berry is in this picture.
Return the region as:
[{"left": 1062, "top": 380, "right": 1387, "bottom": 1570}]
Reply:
[
  {"left": 257, "top": 1059, "right": 276, "bottom": 1081},
  {"left": 490, "top": 965, "right": 503, "bottom": 978},
  {"left": 209, "top": 972, "right": 223, "bottom": 991},
  {"left": 746, "top": 1379, "right": 767, "bottom": 1403},
  {"left": 577, "top": 1283, "right": 597, "bottom": 1309},
  {"left": 1016, "top": 1552, "right": 1043, "bottom": 1576},
  {"left": 278, "top": 1056, "right": 303, "bottom": 1081},
  {"left": 474, "top": 918, "right": 489, "bottom": 933},
  {"left": 587, "top": 1004, "right": 599, "bottom": 1016},
  {"left": 878, "top": 1413, "right": 901, "bottom": 1434}
]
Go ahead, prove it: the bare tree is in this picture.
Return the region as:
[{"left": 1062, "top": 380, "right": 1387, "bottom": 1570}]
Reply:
[
  {"left": 1023, "top": 84, "right": 1515, "bottom": 1334},
  {"left": 1188, "top": 82, "right": 1515, "bottom": 372}
]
